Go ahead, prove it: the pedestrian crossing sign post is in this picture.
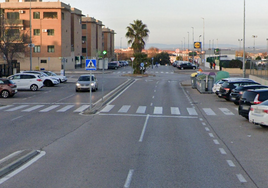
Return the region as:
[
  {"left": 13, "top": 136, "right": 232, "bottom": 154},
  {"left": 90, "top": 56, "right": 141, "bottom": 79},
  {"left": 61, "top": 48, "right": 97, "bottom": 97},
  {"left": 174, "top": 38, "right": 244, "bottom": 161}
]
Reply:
[{"left": 85, "top": 59, "right": 97, "bottom": 70}]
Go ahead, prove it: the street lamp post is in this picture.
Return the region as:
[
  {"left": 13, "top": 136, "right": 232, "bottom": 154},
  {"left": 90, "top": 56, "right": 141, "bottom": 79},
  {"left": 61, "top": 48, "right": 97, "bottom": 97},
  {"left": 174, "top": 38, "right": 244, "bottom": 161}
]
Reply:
[
  {"left": 242, "top": 0, "right": 246, "bottom": 78},
  {"left": 252, "top": 35, "right": 257, "bottom": 52},
  {"left": 238, "top": 39, "right": 242, "bottom": 51},
  {"left": 187, "top": 32, "right": 189, "bottom": 50},
  {"left": 191, "top": 27, "right": 194, "bottom": 63},
  {"left": 30, "top": 0, "right": 32, "bottom": 71},
  {"left": 266, "top": 38, "right": 268, "bottom": 55}
]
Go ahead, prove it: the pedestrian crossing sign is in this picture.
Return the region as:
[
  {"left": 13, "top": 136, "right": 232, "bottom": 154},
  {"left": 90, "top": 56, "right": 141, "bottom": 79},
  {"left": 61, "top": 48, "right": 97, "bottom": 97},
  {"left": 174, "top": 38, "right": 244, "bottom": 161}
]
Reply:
[{"left": 85, "top": 59, "right": 97, "bottom": 70}]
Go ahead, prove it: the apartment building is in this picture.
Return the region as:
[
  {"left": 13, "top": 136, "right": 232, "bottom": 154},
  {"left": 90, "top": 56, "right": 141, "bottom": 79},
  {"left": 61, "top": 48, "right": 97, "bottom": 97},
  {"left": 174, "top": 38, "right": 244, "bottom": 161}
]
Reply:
[
  {"left": 0, "top": 0, "right": 115, "bottom": 72},
  {"left": 102, "top": 27, "right": 115, "bottom": 62}
]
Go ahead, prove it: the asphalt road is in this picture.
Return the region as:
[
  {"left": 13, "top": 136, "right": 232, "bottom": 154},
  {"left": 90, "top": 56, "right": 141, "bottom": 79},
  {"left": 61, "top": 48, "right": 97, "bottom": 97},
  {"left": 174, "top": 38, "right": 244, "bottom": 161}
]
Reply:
[{"left": 0, "top": 65, "right": 266, "bottom": 187}]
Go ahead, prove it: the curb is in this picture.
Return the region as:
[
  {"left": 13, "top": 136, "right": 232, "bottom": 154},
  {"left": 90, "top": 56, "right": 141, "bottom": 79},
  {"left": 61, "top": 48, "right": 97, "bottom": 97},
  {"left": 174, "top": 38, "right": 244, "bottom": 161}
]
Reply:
[{"left": 0, "top": 150, "right": 40, "bottom": 178}]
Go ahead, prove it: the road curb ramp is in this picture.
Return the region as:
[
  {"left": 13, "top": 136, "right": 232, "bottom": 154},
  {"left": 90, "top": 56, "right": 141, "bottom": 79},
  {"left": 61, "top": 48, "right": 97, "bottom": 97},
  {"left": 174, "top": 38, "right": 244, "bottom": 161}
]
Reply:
[{"left": 0, "top": 150, "right": 40, "bottom": 178}]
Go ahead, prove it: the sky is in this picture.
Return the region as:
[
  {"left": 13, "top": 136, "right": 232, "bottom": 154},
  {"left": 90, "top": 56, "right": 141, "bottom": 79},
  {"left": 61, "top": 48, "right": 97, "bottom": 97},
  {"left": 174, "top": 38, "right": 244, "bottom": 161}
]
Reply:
[{"left": 4, "top": 0, "right": 268, "bottom": 50}]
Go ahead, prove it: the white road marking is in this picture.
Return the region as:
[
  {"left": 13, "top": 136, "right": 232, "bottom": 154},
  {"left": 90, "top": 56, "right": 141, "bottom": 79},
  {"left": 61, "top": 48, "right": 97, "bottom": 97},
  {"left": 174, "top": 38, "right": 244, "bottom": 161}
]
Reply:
[
  {"left": 227, "top": 160, "right": 235, "bottom": 167},
  {"left": 139, "top": 114, "right": 150, "bottom": 142},
  {"left": 118, "top": 105, "right": 131, "bottom": 113},
  {"left": 73, "top": 105, "right": 90, "bottom": 112},
  {"left": 209, "top": 133, "right": 214, "bottom": 138},
  {"left": 153, "top": 107, "right": 163, "bottom": 114},
  {"left": 136, "top": 106, "right": 146, "bottom": 114},
  {"left": 213, "top": 139, "right": 220, "bottom": 145},
  {"left": 22, "top": 105, "right": 44, "bottom": 112},
  {"left": 219, "top": 148, "right": 227, "bottom": 154},
  {"left": 236, "top": 174, "right": 247, "bottom": 183},
  {"left": 171, "top": 107, "right": 180, "bottom": 115},
  {"left": 124, "top": 169, "right": 134, "bottom": 188},
  {"left": 0, "top": 105, "right": 14, "bottom": 110},
  {"left": 5, "top": 105, "right": 29, "bottom": 112},
  {"left": 39, "top": 105, "right": 59, "bottom": 112},
  {"left": 203, "top": 108, "right": 216, "bottom": 115},
  {"left": 187, "top": 108, "right": 198, "bottom": 115},
  {"left": 100, "top": 105, "right": 115, "bottom": 112},
  {"left": 57, "top": 105, "right": 75, "bottom": 112},
  {"left": 219, "top": 108, "right": 234, "bottom": 115}
]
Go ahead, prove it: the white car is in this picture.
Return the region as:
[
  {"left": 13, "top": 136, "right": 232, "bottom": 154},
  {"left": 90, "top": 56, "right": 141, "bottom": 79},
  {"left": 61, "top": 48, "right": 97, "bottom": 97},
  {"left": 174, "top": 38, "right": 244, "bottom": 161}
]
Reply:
[
  {"left": 21, "top": 71, "right": 59, "bottom": 86},
  {"left": 42, "top": 71, "right": 67, "bottom": 83},
  {"left": 8, "top": 73, "right": 44, "bottom": 91},
  {"left": 249, "top": 100, "right": 268, "bottom": 128}
]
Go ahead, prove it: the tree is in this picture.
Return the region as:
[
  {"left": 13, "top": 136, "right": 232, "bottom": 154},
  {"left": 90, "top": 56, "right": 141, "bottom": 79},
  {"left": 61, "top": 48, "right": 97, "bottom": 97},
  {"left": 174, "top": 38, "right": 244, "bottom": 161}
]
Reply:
[
  {"left": 125, "top": 20, "right": 149, "bottom": 53},
  {"left": 0, "top": 16, "right": 29, "bottom": 75},
  {"left": 154, "top": 52, "right": 170, "bottom": 65},
  {"left": 133, "top": 52, "right": 148, "bottom": 74}
]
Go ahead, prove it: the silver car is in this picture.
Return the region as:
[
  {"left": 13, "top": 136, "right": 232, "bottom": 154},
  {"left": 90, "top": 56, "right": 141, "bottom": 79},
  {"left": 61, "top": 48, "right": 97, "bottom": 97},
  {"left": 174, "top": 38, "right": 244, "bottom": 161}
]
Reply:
[{"left": 75, "top": 74, "right": 98, "bottom": 92}]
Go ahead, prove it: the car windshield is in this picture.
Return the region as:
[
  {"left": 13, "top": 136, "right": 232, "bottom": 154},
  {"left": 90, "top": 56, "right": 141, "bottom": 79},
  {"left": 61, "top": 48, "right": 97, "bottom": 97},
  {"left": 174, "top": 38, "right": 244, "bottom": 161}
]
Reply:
[{"left": 78, "top": 76, "right": 94, "bottom": 81}]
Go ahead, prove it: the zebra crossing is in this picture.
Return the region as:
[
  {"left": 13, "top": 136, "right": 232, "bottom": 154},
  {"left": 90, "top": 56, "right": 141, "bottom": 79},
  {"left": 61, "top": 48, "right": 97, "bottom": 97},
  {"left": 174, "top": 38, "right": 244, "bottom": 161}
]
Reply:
[
  {"left": 100, "top": 104, "right": 237, "bottom": 116},
  {"left": 113, "top": 71, "right": 174, "bottom": 74},
  {"left": 0, "top": 103, "right": 238, "bottom": 116},
  {"left": 0, "top": 104, "right": 90, "bottom": 113}
]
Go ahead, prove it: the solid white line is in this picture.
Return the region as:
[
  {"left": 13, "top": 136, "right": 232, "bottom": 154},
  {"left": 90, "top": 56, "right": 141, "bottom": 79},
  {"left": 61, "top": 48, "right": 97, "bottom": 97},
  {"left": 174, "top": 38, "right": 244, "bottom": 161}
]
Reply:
[
  {"left": 98, "top": 113, "right": 198, "bottom": 119},
  {"left": 219, "top": 148, "right": 227, "bottom": 154},
  {"left": 0, "top": 151, "right": 23, "bottom": 164},
  {"left": 236, "top": 174, "right": 247, "bottom": 183},
  {"left": 124, "top": 169, "right": 134, "bottom": 188},
  {"left": 11, "top": 116, "right": 24, "bottom": 121},
  {"left": 227, "top": 160, "right": 235, "bottom": 167},
  {"left": 0, "top": 151, "right": 46, "bottom": 184},
  {"left": 139, "top": 114, "right": 150, "bottom": 142}
]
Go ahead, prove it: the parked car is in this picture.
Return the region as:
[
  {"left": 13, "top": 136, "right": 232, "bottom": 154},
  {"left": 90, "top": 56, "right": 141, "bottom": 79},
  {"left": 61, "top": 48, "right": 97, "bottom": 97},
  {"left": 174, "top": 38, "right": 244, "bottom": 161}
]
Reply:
[
  {"left": 0, "top": 78, "right": 17, "bottom": 98},
  {"left": 230, "top": 84, "right": 268, "bottom": 105},
  {"left": 177, "top": 62, "right": 196, "bottom": 70},
  {"left": 21, "top": 71, "right": 59, "bottom": 86},
  {"left": 42, "top": 71, "right": 67, "bottom": 83},
  {"left": 218, "top": 79, "right": 258, "bottom": 101},
  {"left": 238, "top": 89, "right": 268, "bottom": 119},
  {"left": 249, "top": 99, "right": 268, "bottom": 128},
  {"left": 108, "top": 62, "right": 119, "bottom": 69},
  {"left": 8, "top": 73, "right": 43, "bottom": 91},
  {"left": 75, "top": 74, "right": 98, "bottom": 92}
]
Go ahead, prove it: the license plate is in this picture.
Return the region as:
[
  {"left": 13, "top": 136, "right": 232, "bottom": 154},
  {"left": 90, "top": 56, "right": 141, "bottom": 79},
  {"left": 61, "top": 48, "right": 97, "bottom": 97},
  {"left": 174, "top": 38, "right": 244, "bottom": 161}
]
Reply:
[
  {"left": 218, "top": 94, "right": 222, "bottom": 96},
  {"left": 254, "top": 109, "right": 261, "bottom": 113},
  {"left": 231, "top": 97, "right": 236, "bottom": 101},
  {"left": 242, "top": 105, "right": 250, "bottom": 110}
]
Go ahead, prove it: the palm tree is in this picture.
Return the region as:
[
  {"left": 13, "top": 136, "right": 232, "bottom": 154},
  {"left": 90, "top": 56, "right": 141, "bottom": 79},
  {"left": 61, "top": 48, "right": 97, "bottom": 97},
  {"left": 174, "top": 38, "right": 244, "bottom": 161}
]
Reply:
[{"left": 126, "top": 20, "right": 149, "bottom": 53}]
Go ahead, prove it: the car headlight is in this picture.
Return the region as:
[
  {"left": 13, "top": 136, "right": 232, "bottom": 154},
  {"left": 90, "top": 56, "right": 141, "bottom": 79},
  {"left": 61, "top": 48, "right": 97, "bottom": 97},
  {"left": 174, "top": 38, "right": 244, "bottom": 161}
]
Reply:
[
  {"left": 76, "top": 83, "right": 81, "bottom": 86},
  {"left": 90, "top": 83, "right": 95, "bottom": 86}
]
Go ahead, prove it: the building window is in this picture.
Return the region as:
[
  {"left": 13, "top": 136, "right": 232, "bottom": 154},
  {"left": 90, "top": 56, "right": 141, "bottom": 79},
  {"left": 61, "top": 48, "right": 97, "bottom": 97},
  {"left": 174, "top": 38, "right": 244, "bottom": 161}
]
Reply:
[
  {"left": 61, "top": 12, "right": 64, "bottom": 20},
  {"left": 40, "top": 60, "right": 47, "bottom": 63},
  {"left": 7, "top": 12, "right": 19, "bottom": 19},
  {"left": 33, "top": 45, "right": 40, "bottom": 53},
  {"left": 82, "top": 24, "right": 86, "bottom": 29},
  {"left": 47, "top": 29, "right": 54, "bottom": 36},
  {"left": 43, "top": 12, "right": 57, "bottom": 19},
  {"left": 33, "top": 12, "right": 40, "bottom": 19},
  {"left": 47, "top": 45, "right": 55, "bottom": 53},
  {"left": 82, "top": 48, "right": 86, "bottom": 53},
  {"left": 82, "top": 36, "right": 86, "bottom": 43},
  {"left": 33, "top": 29, "right": 40, "bottom": 36}
]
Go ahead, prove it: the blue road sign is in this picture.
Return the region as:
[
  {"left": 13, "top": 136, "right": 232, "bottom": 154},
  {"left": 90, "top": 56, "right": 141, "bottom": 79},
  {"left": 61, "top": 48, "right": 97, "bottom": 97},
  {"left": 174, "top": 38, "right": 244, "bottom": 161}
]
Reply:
[
  {"left": 140, "top": 63, "right": 144, "bottom": 67},
  {"left": 85, "top": 59, "right": 97, "bottom": 70}
]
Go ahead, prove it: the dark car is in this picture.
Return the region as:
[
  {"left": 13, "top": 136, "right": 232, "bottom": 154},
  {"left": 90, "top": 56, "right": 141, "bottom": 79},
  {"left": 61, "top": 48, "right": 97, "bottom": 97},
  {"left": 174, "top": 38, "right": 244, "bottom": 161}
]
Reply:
[
  {"left": 218, "top": 79, "right": 258, "bottom": 101},
  {"left": 177, "top": 62, "right": 196, "bottom": 70},
  {"left": 108, "top": 62, "right": 118, "bottom": 69},
  {"left": 0, "top": 78, "right": 17, "bottom": 98},
  {"left": 238, "top": 89, "right": 268, "bottom": 119},
  {"left": 230, "top": 84, "right": 268, "bottom": 105}
]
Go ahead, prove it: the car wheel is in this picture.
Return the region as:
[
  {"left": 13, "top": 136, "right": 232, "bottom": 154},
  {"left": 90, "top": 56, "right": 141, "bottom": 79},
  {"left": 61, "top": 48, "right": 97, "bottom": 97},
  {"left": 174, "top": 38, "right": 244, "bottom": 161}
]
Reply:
[
  {"left": 193, "top": 67, "right": 196, "bottom": 69},
  {"left": 234, "top": 102, "right": 239, "bottom": 105},
  {"left": 30, "top": 84, "right": 38, "bottom": 91},
  {"left": 1, "top": 90, "right": 10, "bottom": 98},
  {"left": 44, "top": 80, "right": 53, "bottom": 87}
]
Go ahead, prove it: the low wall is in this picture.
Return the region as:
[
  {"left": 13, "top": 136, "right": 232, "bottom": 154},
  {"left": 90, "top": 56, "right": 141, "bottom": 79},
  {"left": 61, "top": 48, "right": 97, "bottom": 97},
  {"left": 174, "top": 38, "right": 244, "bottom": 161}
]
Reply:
[{"left": 249, "top": 75, "right": 268, "bottom": 86}]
